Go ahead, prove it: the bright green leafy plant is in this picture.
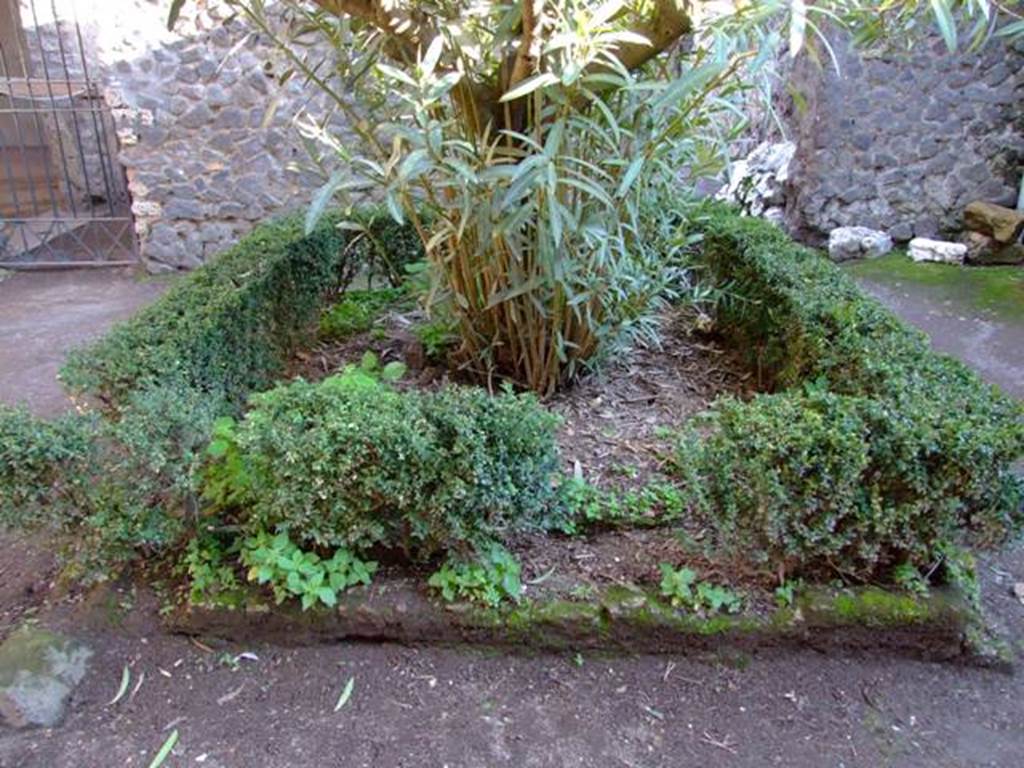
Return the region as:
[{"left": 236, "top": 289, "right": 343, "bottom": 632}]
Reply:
[
  {"left": 428, "top": 545, "right": 522, "bottom": 607},
  {"left": 182, "top": 536, "right": 242, "bottom": 607},
  {"left": 319, "top": 287, "right": 406, "bottom": 341},
  {"left": 658, "top": 563, "right": 742, "bottom": 614},
  {"left": 240, "top": 531, "right": 378, "bottom": 609},
  {"left": 561, "top": 477, "right": 686, "bottom": 531}
]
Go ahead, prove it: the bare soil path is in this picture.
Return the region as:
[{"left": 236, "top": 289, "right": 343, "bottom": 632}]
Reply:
[
  {"left": 856, "top": 276, "right": 1024, "bottom": 400},
  {"left": 0, "top": 267, "right": 1023, "bottom": 767},
  {"left": 0, "top": 268, "right": 167, "bottom": 417}
]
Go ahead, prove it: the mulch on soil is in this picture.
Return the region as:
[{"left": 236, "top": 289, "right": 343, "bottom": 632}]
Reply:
[
  {"left": 284, "top": 301, "right": 768, "bottom": 606},
  {"left": 286, "top": 304, "right": 755, "bottom": 491}
]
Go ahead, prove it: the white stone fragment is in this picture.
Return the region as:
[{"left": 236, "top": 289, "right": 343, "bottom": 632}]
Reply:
[
  {"left": 908, "top": 237, "right": 967, "bottom": 264},
  {"left": 716, "top": 141, "right": 796, "bottom": 221},
  {"left": 828, "top": 226, "right": 893, "bottom": 262}
]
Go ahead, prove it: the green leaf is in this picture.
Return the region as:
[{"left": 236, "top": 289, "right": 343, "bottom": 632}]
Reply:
[
  {"left": 107, "top": 665, "right": 131, "bottom": 706},
  {"left": 357, "top": 352, "right": 377, "bottom": 374},
  {"left": 397, "top": 149, "right": 431, "bottom": 183},
  {"left": 789, "top": 0, "right": 807, "bottom": 57},
  {"left": 306, "top": 171, "right": 347, "bottom": 235},
  {"left": 421, "top": 35, "right": 444, "bottom": 77},
  {"left": 206, "top": 439, "right": 229, "bottom": 458},
  {"left": 385, "top": 191, "right": 405, "bottom": 225},
  {"left": 380, "top": 361, "right": 407, "bottom": 382},
  {"left": 166, "top": 0, "right": 186, "bottom": 32},
  {"left": 317, "top": 586, "right": 338, "bottom": 606},
  {"left": 615, "top": 156, "right": 644, "bottom": 199},
  {"left": 334, "top": 676, "right": 355, "bottom": 711},
  {"left": 930, "top": 0, "right": 958, "bottom": 52},
  {"left": 499, "top": 72, "right": 560, "bottom": 103},
  {"left": 996, "top": 20, "right": 1024, "bottom": 38},
  {"left": 147, "top": 730, "right": 179, "bottom": 768},
  {"left": 376, "top": 63, "right": 418, "bottom": 87}
]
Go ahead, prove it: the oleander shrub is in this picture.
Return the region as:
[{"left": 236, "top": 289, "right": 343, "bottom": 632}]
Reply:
[
  {"left": 342, "top": 208, "right": 425, "bottom": 288},
  {"left": 677, "top": 205, "right": 1024, "bottom": 579},
  {"left": 202, "top": 369, "right": 563, "bottom": 559}
]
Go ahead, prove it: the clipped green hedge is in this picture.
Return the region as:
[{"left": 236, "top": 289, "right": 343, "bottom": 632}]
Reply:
[
  {"left": 60, "top": 209, "right": 423, "bottom": 408},
  {"left": 680, "top": 205, "right": 1024, "bottom": 579},
  {"left": 203, "top": 369, "right": 564, "bottom": 559},
  {"left": 61, "top": 216, "right": 338, "bottom": 406},
  {"left": 6, "top": 207, "right": 422, "bottom": 574},
  {"left": 0, "top": 405, "right": 96, "bottom": 528}
]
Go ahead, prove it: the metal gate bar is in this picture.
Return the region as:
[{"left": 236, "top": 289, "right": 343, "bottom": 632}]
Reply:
[{"left": 0, "top": 0, "right": 136, "bottom": 267}]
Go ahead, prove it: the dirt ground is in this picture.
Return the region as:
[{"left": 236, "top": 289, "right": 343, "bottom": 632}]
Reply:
[
  {"left": 0, "top": 269, "right": 167, "bottom": 417},
  {"left": 0, "top": 548, "right": 1022, "bottom": 768},
  {"left": 1, "top": 269, "right": 1023, "bottom": 767}
]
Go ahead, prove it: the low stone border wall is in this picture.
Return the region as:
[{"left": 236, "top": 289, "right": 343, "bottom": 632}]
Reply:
[{"left": 165, "top": 578, "right": 1000, "bottom": 667}]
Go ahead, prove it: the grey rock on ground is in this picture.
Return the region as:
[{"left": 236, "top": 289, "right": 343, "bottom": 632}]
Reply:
[
  {"left": 964, "top": 231, "right": 1024, "bottom": 265},
  {"left": 828, "top": 226, "right": 893, "bottom": 261},
  {"left": 0, "top": 628, "right": 92, "bottom": 729}
]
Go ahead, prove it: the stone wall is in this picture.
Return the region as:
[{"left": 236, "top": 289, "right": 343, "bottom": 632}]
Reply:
[
  {"left": 22, "top": 0, "right": 333, "bottom": 271},
  {"left": 779, "top": 31, "right": 1024, "bottom": 244}
]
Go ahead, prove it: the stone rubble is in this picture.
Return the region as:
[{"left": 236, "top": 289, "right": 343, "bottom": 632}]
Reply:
[
  {"left": 827, "top": 226, "right": 894, "bottom": 262},
  {"left": 908, "top": 237, "right": 968, "bottom": 264},
  {"left": 0, "top": 628, "right": 92, "bottom": 729},
  {"left": 716, "top": 141, "right": 796, "bottom": 224},
  {"left": 961, "top": 200, "right": 1024, "bottom": 265}
]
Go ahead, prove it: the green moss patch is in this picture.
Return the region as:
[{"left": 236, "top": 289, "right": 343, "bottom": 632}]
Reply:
[
  {"left": 166, "top": 577, "right": 983, "bottom": 663},
  {"left": 846, "top": 252, "right": 1024, "bottom": 324}
]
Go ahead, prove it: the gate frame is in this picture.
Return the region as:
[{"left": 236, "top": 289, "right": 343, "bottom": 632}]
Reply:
[{"left": 0, "top": 0, "right": 137, "bottom": 269}]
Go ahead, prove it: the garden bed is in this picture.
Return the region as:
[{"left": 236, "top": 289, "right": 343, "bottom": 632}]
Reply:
[
  {"left": 287, "top": 302, "right": 754, "bottom": 490},
  {"left": 3, "top": 205, "right": 1021, "bottom": 667}
]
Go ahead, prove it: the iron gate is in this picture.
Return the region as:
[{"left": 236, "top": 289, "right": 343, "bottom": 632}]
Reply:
[{"left": 0, "top": 0, "right": 135, "bottom": 267}]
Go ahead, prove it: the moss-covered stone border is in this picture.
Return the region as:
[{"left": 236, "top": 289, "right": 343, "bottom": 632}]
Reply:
[{"left": 165, "top": 577, "right": 1005, "bottom": 667}]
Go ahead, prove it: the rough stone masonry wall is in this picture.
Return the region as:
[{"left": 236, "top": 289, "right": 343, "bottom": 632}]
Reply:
[
  {"left": 781, "top": 31, "right": 1024, "bottom": 244},
  {"left": 31, "top": 0, "right": 334, "bottom": 271}
]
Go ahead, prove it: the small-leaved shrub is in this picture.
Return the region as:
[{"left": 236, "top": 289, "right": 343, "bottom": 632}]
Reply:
[
  {"left": 678, "top": 206, "right": 1024, "bottom": 580},
  {"left": 1, "top": 384, "right": 223, "bottom": 576},
  {"left": 61, "top": 209, "right": 420, "bottom": 408},
  {"left": 0, "top": 406, "right": 96, "bottom": 527},
  {"left": 203, "top": 370, "right": 564, "bottom": 559}
]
